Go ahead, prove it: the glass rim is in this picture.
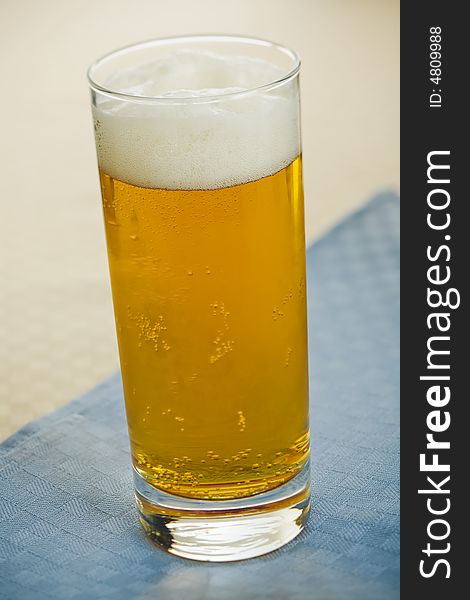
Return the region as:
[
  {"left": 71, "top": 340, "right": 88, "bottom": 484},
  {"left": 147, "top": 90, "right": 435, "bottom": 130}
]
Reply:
[{"left": 87, "top": 34, "right": 301, "bottom": 104}]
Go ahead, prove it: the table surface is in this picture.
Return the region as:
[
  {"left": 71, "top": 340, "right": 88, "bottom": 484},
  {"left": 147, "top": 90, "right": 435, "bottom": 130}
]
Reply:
[
  {"left": 0, "top": 0, "right": 399, "bottom": 440},
  {"left": 0, "top": 193, "right": 399, "bottom": 599}
]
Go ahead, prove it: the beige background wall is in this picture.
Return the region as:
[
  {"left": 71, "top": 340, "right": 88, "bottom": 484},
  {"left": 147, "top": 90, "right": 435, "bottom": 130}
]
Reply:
[{"left": 0, "top": 0, "right": 399, "bottom": 440}]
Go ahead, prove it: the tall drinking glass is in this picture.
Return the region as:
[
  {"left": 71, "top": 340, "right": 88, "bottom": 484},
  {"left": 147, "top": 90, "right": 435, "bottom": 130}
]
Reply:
[{"left": 88, "top": 35, "right": 310, "bottom": 561}]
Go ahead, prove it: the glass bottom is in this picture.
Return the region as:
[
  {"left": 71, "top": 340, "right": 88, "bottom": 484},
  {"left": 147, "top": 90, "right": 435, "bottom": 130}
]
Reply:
[{"left": 134, "top": 461, "right": 311, "bottom": 562}]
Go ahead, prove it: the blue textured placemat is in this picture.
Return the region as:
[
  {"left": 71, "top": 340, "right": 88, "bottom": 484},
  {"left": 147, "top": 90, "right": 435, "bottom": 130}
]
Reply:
[{"left": 0, "top": 192, "right": 399, "bottom": 600}]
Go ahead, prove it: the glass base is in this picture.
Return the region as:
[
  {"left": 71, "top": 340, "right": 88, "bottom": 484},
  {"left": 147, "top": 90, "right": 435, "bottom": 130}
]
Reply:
[{"left": 134, "top": 462, "right": 311, "bottom": 562}]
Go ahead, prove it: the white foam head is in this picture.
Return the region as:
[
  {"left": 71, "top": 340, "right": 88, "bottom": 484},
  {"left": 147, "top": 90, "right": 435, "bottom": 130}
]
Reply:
[{"left": 92, "top": 48, "right": 300, "bottom": 189}]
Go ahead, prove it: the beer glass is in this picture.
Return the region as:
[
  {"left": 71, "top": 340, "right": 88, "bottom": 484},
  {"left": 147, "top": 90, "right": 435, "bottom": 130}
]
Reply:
[{"left": 88, "top": 35, "right": 310, "bottom": 561}]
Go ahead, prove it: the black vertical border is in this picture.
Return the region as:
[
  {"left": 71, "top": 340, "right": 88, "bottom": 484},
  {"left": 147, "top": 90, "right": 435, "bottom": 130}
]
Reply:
[{"left": 401, "top": 2, "right": 464, "bottom": 597}]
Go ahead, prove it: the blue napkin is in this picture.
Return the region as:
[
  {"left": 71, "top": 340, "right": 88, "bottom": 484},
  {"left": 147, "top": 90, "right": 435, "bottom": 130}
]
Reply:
[{"left": 0, "top": 192, "right": 399, "bottom": 600}]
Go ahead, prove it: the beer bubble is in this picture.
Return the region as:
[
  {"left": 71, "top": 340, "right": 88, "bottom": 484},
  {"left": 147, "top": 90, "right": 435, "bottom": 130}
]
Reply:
[{"left": 284, "top": 347, "right": 293, "bottom": 367}]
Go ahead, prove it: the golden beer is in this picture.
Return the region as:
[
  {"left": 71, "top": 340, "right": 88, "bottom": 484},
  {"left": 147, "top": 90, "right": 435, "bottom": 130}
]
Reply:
[
  {"left": 89, "top": 34, "right": 310, "bottom": 560},
  {"left": 100, "top": 157, "right": 309, "bottom": 500}
]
